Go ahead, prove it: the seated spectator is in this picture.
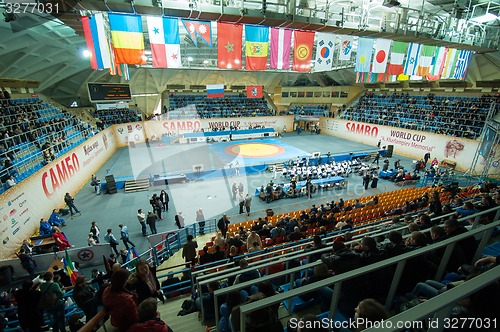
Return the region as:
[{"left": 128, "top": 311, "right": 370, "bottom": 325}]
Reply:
[
  {"left": 52, "top": 227, "right": 72, "bottom": 251},
  {"left": 248, "top": 241, "right": 262, "bottom": 253},
  {"left": 195, "top": 280, "right": 220, "bottom": 320},
  {"left": 219, "top": 291, "right": 242, "bottom": 332},
  {"left": 288, "top": 226, "right": 305, "bottom": 242},
  {"left": 199, "top": 246, "right": 213, "bottom": 265},
  {"left": 321, "top": 242, "right": 362, "bottom": 274},
  {"left": 270, "top": 225, "right": 286, "bottom": 240},
  {"left": 353, "top": 298, "right": 389, "bottom": 331},
  {"left": 5, "top": 175, "right": 16, "bottom": 188},
  {"left": 214, "top": 232, "right": 225, "bottom": 247},
  {"left": 304, "top": 235, "right": 327, "bottom": 262},
  {"left": 212, "top": 245, "right": 226, "bottom": 261},
  {"left": 228, "top": 234, "right": 243, "bottom": 249},
  {"left": 39, "top": 218, "right": 53, "bottom": 236},
  {"left": 48, "top": 209, "right": 66, "bottom": 227},
  {"left": 127, "top": 259, "right": 163, "bottom": 305},
  {"left": 233, "top": 258, "right": 261, "bottom": 293},
  {"left": 128, "top": 297, "right": 173, "bottom": 332},
  {"left": 442, "top": 218, "right": 478, "bottom": 263},
  {"left": 297, "top": 263, "right": 331, "bottom": 301}
]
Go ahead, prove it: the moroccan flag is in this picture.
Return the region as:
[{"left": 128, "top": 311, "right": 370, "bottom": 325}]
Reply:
[
  {"left": 416, "top": 45, "right": 437, "bottom": 76},
  {"left": 427, "top": 46, "right": 447, "bottom": 81},
  {"left": 355, "top": 38, "right": 374, "bottom": 72},
  {"left": 371, "top": 38, "right": 392, "bottom": 73},
  {"left": 245, "top": 25, "right": 269, "bottom": 71},
  {"left": 108, "top": 13, "right": 146, "bottom": 65},
  {"left": 453, "top": 49, "right": 472, "bottom": 80},
  {"left": 64, "top": 250, "right": 79, "bottom": 285},
  {"left": 387, "top": 41, "right": 407, "bottom": 75},
  {"left": 441, "top": 48, "right": 459, "bottom": 79},
  {"left": 338, "top": 35, "right": 354, "bottom": 61},
  {"left": 314, "top": 32, "right": 335, "bottom": 72},
  {"left": 81, "top": 13, "right": 112, "bottom": 70},
  {"left": 147, "top": 17, "right": 181, "bottom": 68},
  {"left": 270, "top": 28, "right": 292, "bottom": 70},
  {"left": 207, "top": 84, "right": 224, "bottom": 98},
  {"left": 403, "top": 43, "right": 421, "bottom": 76},
  {"left": 182, "top": 20, "right": 212, "bottom": 47},
  {"left": 246, "top": 85, "right": 263, "bottom": 98},
  {"left": 218, "top": 22, "right": 242, "bottom": 69},
  {"left": 293, "top": 30, "right": 315, "bottom": 72}
]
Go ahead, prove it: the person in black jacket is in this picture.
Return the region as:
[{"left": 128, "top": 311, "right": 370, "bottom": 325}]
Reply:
[
  {"left": 18, "top": 248, "right": 36, "bottom": 279},
  {"left": 72, "top": 276, "right": 97, "bottom": 321},
  {"left": 15, "top": 279, "right": 43, "bottom": 332},
  {"left": 443, "top": 218, "right": 478, "bottom": 263}
]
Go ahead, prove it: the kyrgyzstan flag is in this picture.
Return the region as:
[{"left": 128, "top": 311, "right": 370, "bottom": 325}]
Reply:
[
  {"left": 292, "top": 30, "right": 315, "bottom": 72},
  {"left": 246, "top": 85, "right": 263, "bottom": 98},
  {"left": 217, "top": 22, "right": 243, "bottom": 69}
]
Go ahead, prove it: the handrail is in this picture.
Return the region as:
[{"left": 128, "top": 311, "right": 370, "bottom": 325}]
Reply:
[
  {"left": 76, "top": 308, "right": 108, "bottom": 332},
  {"left": 237, "top": 213, "right": 500, "bottom": 332}
]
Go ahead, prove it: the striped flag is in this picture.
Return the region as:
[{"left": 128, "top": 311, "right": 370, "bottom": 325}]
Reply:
[
  {"left": 314, "top": 32, "right": 335, "bottom": 72},
  {"left": 371, "top": 39, "right": 392, "bottom": 73},
  {"left": 355, "top": 38, "right": 374, "bottom": 72},
  {"left": 64, "top": 250, "right": 79, "bottom": 285},
  {"left": 387, "top": 41, "right": 408, "bottom": 75},
  {"left": 453, "top": 49, "right": 472, "bottom": 80},
  {"left": 427, "top": 46, "right": 448, "bottom": 80},
  {"left": 338, "top": 35, "right": 354, "bottom": 61},
  {"left": 206, "top": 84, "right": 224, "bottom": 98},
  {"left": 108, "top": 13, "right": 146, "bottom": 65},
  {"left": 416, "top": 45, "right": 436, "bottom": 76},
  {"left": 270, "top": 28, "right": 292, "bottom": 70},
  {"left": 147, "top": 16, "right": 182, "bottom": 68},
  {"left": 245, "top": 25, "right": 269, "bottom": 71},
  {"left": 441, "top": 48, "right": 459, "bottom": 79},
  {"left": 404, "top": 43, "right": 421, "bottom": 76},
  {"left": 81, "top": 13, "right": 112, "bottom": 70}
]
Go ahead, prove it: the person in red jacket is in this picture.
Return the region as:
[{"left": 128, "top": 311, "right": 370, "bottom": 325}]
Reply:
[
  {"left": 51, "top": 227, "right": 73, "bottom": 251},
  {"left": 128, "top": 297, "right": 173, "bottom": 332},
  {"left": 102, "top": 268, "right": 139, "bottom": 332}
]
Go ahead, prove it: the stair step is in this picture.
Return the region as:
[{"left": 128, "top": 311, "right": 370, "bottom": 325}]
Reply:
[{"left": 124, "top": 177, "right": 150, "bottom": 193}]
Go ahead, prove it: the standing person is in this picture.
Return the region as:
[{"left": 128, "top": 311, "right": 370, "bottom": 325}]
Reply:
[
  {"left": 232, "top": 182, "right": 238, "bottom": 201},
  {"left": 90, "top": 175, "right": 101, "bottom": 195},
  {"left": 146, "top": 211, "right": 158, "bottom": 235},
  {"left": 363, "top": 172, "right": 371, "bottom": 190},
  {"left": 15, "top": 279, "right": 43, "bottom": 332},
  {"left": 218, "top": 214, "right": 230, "bottom": 237},
  {"left": 234, "top": 160, "right": 240, "bottom": 176},
  {"left": 424, "top": 152, "right": 431, "bottom": 165},
  {"left": 244, "top": 194, "right": 252, "bottom": 216},
  {"left": 119, "top": 224, "right": 136, "bottom": 250},
  {"left": 373, "top": 153, "right": 380, "bottom": 165},
  {"left": 64, "top": 193, "right": 81, "bottom": 216},
  {"left": 90, "top": 221, "right": 100, "bottom": 243},
  {"left": 127, "top": 259, "right": 163, "bottom": 304},
  {"left": 39, "top": 271, "right": 66, "bottom": 332},
  {"left": 238, "top": 194, "right": 245, "bottom": 214},
  {"left": 160, "top": 190, "right": 169, "bottom": 212},
  {"left": 149, "top": 194, "right": 158, "bottom": 212},
  {"left": 182, "top": 235, "right": 198, "bottom": 267},
  {"left": 72, "top": 276, "right": 97, "bottom": 322},
  {"left": 154, "top": 196, "right": 163, "bottom": 220},
  {"left": 137, "top": 209, "right": 147, "bottom": 236},
  {"left": 17, "top": 248, "right": 36, "bottom": 279},
  {"left": 377, "top": 140, "right": 381, "bottom": 148},
  {"left": 196, "top": 208, "right": 205, "bottom": 235},
  {"left": 371, "top": 175, "right": 379, "bottom": 189},
  {"left": 306, "top": 178, "right": 313, "bottom": 198},
  {"left": 394, "top": 159, "right": 401, "bottom": 170},
  {"left": 104, "top": 229, "right": 120, "bottom": 255},
  {"left": 175, "top": 212, "right": 185, "bottom": 229},
  {"left": 238, "top": 182, "right": 244, "bottom": 195}
]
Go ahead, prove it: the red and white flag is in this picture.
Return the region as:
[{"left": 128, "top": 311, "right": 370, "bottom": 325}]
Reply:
[
  {"left": 371, "top": 39, "right": 392, "bottom": 73},
  {"left": 147, "top": 16, "right": 181, "bottom": 68},
  {"left": 270, "top": 27, "right": 292, "bottom": 70}
]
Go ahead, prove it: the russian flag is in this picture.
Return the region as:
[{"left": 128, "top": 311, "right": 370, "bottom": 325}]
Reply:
[
  {"left": 81, "top": 13, "right": 112, "bottom": 70},
  {"left": 206, "top": 84, "right": 224, "bottom": 98}
]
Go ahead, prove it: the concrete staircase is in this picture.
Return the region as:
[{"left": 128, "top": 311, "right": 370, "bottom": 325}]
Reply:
[{"left": 124, "top": 177, "right": 150, "bottom": 193}]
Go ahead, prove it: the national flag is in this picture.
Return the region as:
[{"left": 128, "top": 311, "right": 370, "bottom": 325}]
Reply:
[
  {"left": 245, "top": 25, "right": 269, "bottom": 71},
  {"left": 338, "top": 35, "right": 354, "bottom": 61},
  {"left": 403, "top": 43, "right": 421, "bottom": 76},
  {"left": 103, "top": 254, "right": 111, "bottom": 274},
  {"left": 64, "top": 249, "right": 79, "bottom": 285},
  {"left": 293, "top": 30, "right": 315, "bottom": 72},
  {"left": 314, "top": 33, "right": 335, "bottom": 72},
  {"left": 207, "top": 84, "right": 224, "bottom": 98},
  {"left": 453, "top": 49, "right": 472, "bottom": 80},
  {"left": 146, "top": 16, "right": 181, "bottom": 68},
  {"left": 416, "top": 45, "right": 437, "bottom": 76},
  {"left": 270, "top": 28, "right": 292, "bottom": 70},
  {"left": 217, "top": 22, "right": 243, "bottom": 69},
  {"left": 246, "top": 85, "right": 263, "bottom": 98},
  {"left": 181, "top": 20, "right": 212, "bottom": 47},
  {"left": 108, "top": 13, "right": 146, "bottom": 65},
  {"left": 355, "top": 38, "right": 374, "bottom": 72},
  {"left": 441, "top": 48, "right": 459, "bottom": 79},
  {"left": 371, "top": 39, "right": 392, "bottom": 73},
  {"left": 386, "top": 41, "right": 408, "bottom": 75},
  {"left": 427, "top": 46, "right": 448, "bottom": 80},
  {"left": 397, "top": 74, "right": 410, "bottom": 81},
  {"left": 81, "top": 13, "right": 112, "bottom": 70},
  {"left": 126, "top": 247, "right": 140, "bottom": 270}
]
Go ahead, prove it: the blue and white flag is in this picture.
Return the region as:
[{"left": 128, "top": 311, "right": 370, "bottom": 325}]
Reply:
[
  {"left": 314, "top": 33, "right": 335, "bottom": 72},
  {"left": 453, "top": 49, "right": 472, "bottom": 80},
  {"left": 404, "top": 43, "right": 421, "bottom": 76},
  {"left": 355, "top": 38, "right": 374, "bottom": 72}
]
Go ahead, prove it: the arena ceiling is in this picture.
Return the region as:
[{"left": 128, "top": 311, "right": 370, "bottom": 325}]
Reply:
[{"left": 0, "top": 0, "right": 499, "bottom": 112}]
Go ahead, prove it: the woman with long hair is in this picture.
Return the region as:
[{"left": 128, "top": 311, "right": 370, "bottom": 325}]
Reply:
[{"left": 127, "top": 259, "right": 163, "bottom": 305}]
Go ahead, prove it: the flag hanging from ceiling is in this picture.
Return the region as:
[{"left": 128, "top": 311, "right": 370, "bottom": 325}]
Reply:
[
  {"left": 427, "top": 46, "right": 448, "bottom": 80},
  {"left": 246, "top": 85, "right": 263, "bottom": 98},
  {"left": 147, "top": 16, "right": 182, "bottom": 68},
  {"left": 245, "top": 25, "right": 269, "bottom": 71},
  {"left": 338, "top": 35, "right": 354, "bottom": 61},
  {"left": 182, "top": 20, "right": 212, "bottom": 47},
  {"left": 441, "top": 48, "right": 458, "bottom": 79},
  {"left": 386, "top": 41, "right": 408, "bottom": 75},
  {"left": 217, "top": 22, "right": 242, "bottom": 69},
  {"left": 371, "top": 38, "right": 392, "bottom": 73},
  {"left": 416, "top": 45, "right": 436, "bottom": 76},
  {"left": 270, "top": 28, "right": 292, "bottom": 70},
  {"left": 108, "top": 13, "right": 146, "bottom": 65},
  {"left": 355, "top": 38, "right": 374, "bottom": 72},
  {"left": 207, "top": 84, "right": 224, "bottom": 98},
  {"left": 453, "top": 49, "right": 472, "bottom": 80},
  {"left": 293, "top": 30, "right": 315, "bottom": 72},
  {"left": 403, "top": 43, "right": 421, "bottom": 76},
  {"left": 81, "top": 13, "right": 112, "bottom": 70},
  {"left": 64, "top": 249, "right": 79, "bottom": 285},
  {"left": 314, "top": 33, "right": 335, "bottom": 72}
]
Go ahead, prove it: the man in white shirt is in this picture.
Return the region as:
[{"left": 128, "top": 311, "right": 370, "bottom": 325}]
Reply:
[{"left": 6, "top": 175, "right": 16, "bottom": 188}]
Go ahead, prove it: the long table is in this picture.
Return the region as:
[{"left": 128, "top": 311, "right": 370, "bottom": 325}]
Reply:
[{"left": 254, "top": 176, "right": 345, "bottom": 196}]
